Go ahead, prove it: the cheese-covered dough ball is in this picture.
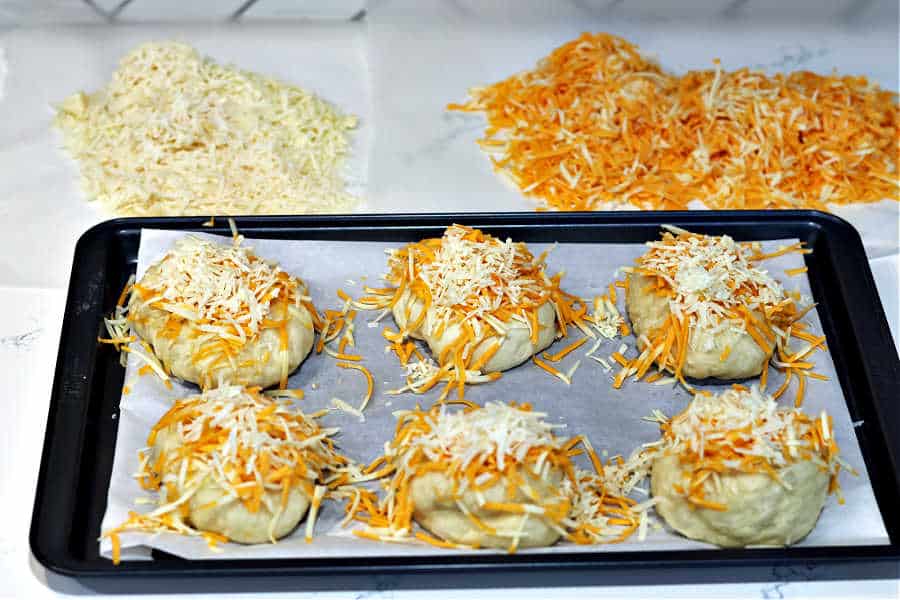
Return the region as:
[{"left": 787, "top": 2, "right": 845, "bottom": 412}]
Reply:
[
  {"left": 411, "top": 465, "right": 564, "bottom": 549},
  {"left": 355, "top": 402, "right": 585, "bottom": 550},
  {"left": 652, "top": 454, "right": 828, "bottom": 547},
  {"left": 127, "top": 235, "right": 316, "bottom": 389},
  {"left": 648, "top": 386, "right": 845, "bottom": 548},
  {"left": 151, "top": 426, "right": 311, "bottom": 544},
  {"left": 135, "top": 386, "right": 346, "bottom": 545},
  {"left": 363, "top": 225, "right": 586, "bottom": 386},
  {"left": 393, "top": 289, "right": 557, "bottom": 373},
  {"left": 622, "top": 229, "right": 809, "bottom": 383},
  {"left": 627, "top": 272, "right": 770, "bottom": 380}
]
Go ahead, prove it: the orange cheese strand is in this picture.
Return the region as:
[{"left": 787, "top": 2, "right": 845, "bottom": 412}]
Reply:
[
  {"left": 336, "top": 362, "right": 375, "bottom": 414},
  {"left": 450, "top": 32, "right": 898, "bottom": 212},
  {"left": 533, "top": 355, "right": 571, "bottom": 384},
  {"left": 542, "top": 336, "right": 588, "bottom": 362}
]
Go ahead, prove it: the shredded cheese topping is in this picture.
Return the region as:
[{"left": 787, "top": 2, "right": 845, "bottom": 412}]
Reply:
[
  {"left": 353, "top": 225, "right": 588, "bottom": 399},
  {"left": 648, "top": 385, "right": 847, "bottom": 511},
  {"left": 615, "top": 228, "right": 820, "bottom": 400},
  {"left": 345, "top": 402, "right": 646, "bottom": 551},
  {"left": 637, "top": 228, "right": 787, "bottom": 332},
  {"left": 55, "top": 41, "right": 358, "bottom": 216},
  {"left": 449, "top": 32, "right": 898, "bottom": 212},
  {"left": 102, "top": 385, "right": 356, "bottom": 563},
  {"left": 119, "top": 235, "right": 319, "bottom": 389}
]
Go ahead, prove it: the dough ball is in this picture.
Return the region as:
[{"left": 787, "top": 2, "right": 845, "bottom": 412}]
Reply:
[
  {"left": 626, "top": 272, "right": 771, "bottom": 380},
  {"left": 130, "top": 259, "right": 315, "bottom": 389},
  {"left": 410, "top": 466, "right": 564, "bottom": 549},
  {"left": 392, "top": 289, "right": 557, "bottom": 373},
  {"left": 152, "top": 425, "right": 311, "bottom": 544},
  {"left": 651, "top": 453, "right": 829, "bottom": 547},
  {"left": 187, "top": 477, "right": 310, "bottom": 545}
]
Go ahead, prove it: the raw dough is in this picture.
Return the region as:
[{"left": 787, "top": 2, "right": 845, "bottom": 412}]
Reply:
[
  {"left": 410, "top": 466, "right": 565, "bottom": 549},
  {"left": 626, "top": 272, "right": 771, "bottom": 380},
  {"left": 651, "top": 453, "right": 829, "bottom": 547},
  {"left": 153, "top": 426, "right": 310, "bottom": 544}
]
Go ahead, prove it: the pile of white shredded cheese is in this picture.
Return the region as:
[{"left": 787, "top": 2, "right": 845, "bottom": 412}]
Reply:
[
  {"left": 660, "top": 385, "right": 839, "bottom": 471},
  {"left": 417, "top": 226, "right": 535, "bottom": 316},
  {"left": 55, "top": 41, "right": 358, "bottom": 216}
]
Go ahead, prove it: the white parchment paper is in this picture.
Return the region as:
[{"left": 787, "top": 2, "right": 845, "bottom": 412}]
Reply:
[{"left": 99, "top": 229, "right": 890, "bottom": 562}]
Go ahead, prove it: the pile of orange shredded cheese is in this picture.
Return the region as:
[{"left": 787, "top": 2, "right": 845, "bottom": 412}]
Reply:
[
  {"left": 616, "top": 227, "right": 825, "bottom": 403},
  {"left": 449, "top": 32, "right": 899, "bottom": 211},
  {"left": 100, "top": 234, "right": 320, "bottom": 390},
  {"left": 345, "top": 401, "right": 647, "bottom": 551},
  {"left": 102, "top": 385, "right": 359, "bottom": 564},
  {"left": 645, "top": 385, "right": 849, "bottom": 512},
  {"left": 352, "top": 224, "right": 589, "bottom": 399}
]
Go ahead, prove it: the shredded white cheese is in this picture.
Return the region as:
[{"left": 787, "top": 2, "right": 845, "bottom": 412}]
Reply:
[{"left": 55, "top": 41, "right": 358, "bottom": 216}]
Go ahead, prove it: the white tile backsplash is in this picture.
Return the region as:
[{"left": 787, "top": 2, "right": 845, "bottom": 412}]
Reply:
[
  {"left": 732, "top": 0, "right": 862, "bottom": 20},
  {"left": 241, "top": 0, "right": 366, "bottom": 20},
  {"left": 113, "top": 0, "right": 246, "bottom": 21},
  {"left": 0, "top": 0, "right": 106, "bottom": 26}
]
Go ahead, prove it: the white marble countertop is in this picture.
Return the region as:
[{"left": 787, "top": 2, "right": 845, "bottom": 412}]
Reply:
[{"left": 0, "top": 1, "right": 898, "bottom": 598}]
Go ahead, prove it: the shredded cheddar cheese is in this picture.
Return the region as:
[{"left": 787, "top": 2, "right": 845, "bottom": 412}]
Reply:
[
  {"left": 587, "top": 293, "right": 626, "bottom": 341},
  {"left": 336, "top": 362, "right": 374, "bottom": 416},
  {"left": 449, "top": 32, "right": 898, "bottom": 212}
]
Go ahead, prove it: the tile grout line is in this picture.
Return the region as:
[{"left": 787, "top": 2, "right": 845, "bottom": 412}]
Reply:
[
  {"left": 230, "top": 0, "right": 260, "bottom": 21},
  {"left": 81, "top": 0, "right": 114, "bottom": 21},
  {"left": 109, "top": 0, "right": 136, "bottom": 19}
]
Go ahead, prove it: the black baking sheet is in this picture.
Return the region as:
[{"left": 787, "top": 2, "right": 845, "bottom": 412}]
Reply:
[{"left": 30, "top": 211, "right": 900, "bottom": 589}]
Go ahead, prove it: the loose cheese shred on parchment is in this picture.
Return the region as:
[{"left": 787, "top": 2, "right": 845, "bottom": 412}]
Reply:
[
  {"left": 449, "top": 32, "right": 899, "bottom": 212},
  {"left": 55, "top": 41, "right": 359, "bottom": 216}
]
